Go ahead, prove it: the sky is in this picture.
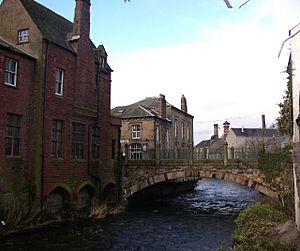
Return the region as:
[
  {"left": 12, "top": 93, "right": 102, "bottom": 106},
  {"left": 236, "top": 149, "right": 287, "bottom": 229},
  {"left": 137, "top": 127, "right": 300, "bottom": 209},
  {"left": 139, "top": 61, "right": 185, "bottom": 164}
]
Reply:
[{"left": 4, "top": 0, "right": 300, "bottom": 144}]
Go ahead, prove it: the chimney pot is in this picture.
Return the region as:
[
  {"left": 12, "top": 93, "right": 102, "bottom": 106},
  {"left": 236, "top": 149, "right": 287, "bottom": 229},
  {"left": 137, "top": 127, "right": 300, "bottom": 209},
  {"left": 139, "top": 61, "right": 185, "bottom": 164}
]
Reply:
[
  {"left": 181, "top": 94, "right": 187, "bottom": 113},
  {"left": 223, "top": 120, "right": 230, "bottom": 135},
  {"left": 159, "top": 94, "right": 166, "bottom": 119},
  {"left": 262, "top": 114, "right": 266, "bottom": 129},
  {"left": 214, "top": 124, "right": 219, "bottom": 139},
  {"left": 73, "top": 0, "right": 91, "bottom": 40}
]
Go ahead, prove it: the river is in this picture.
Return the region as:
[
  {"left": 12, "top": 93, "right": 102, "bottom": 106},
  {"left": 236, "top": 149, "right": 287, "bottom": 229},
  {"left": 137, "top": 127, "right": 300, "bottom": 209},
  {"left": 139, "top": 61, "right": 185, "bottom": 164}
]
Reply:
[{"left": 0, "top": 178, "right": 262, "bottom": 251}]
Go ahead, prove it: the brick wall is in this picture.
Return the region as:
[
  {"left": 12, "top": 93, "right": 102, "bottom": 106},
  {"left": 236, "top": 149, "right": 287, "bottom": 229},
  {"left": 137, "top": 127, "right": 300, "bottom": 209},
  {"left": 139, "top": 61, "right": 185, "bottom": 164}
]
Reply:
[{"left": 0, "top": 46, "right": 35, "bottom": 211}]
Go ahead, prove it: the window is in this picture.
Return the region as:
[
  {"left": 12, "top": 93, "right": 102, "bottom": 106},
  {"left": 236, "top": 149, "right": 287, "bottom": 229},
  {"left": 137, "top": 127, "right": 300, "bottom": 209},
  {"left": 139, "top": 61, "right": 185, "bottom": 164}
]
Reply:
[
  {"left": 182, "top": 122, "right": 185, "bottom": 139},
  {"left": 51, "top": 120, "right": 63, "bottom": 158},
  {"left": 71, "top": 123, "right": 85, "bottom": 159},
  {"left": 174, "top": 119, "right": 178, "bottom": 137},
  {"left": 18, "top": 28, "right": 29, "bottom": 43},
  {"left": 91, "top": 126, "right": 100, "bottom": 159},
  {"left": 156, "top": 126, "right": 160, "bottom": 142},
  {"left": 5, "top": 58, "right": 18, "bottom": 87},
  {"left": 55, "top": 68, "right": 64, "bottom": 96},
  {"left": 166, "top": 129, "right": 170, "bottom": 148},
  {"left": 5, "top": 113, "right": 21, "bottom": 156},
  {"left": 100, "top": 56, "right": 106, "bottom": 68},
  {"left": 130, "top": 144, "right": 142, "bottom": 160},
  {"left": 131, "top": 125, "right": 140, "bottom": 139}
]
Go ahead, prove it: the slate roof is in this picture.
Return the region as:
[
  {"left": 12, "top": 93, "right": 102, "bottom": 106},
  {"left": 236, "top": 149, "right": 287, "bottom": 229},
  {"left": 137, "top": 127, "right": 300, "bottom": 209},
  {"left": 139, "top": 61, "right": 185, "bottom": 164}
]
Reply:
[
  {"left": 231, "top": 128, "right": 278, "bottom": 138},
  {"left": 111, "top": 97, "right": 162, "bottom": 119},
  {"left": 112, "top": 96, "right": 194, "bottom": 120},
  {"left": 195, "top": 138, "right": 225, "bottom": 148},
  {"left": 19, "top": 0, "right": 75, "bottom": 53},
  {"left": 265, "top": 134, "right": 291, "bottom": 146},
  {"left": 0, "top": 35, "right": 35, "bottom": 58}
]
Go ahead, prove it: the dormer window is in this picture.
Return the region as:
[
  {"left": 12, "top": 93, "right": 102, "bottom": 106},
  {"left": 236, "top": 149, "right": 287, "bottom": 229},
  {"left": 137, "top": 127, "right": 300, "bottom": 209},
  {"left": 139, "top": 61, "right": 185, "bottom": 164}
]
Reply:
[
  {"left": 100, "top": 56, "right": 106, "bottom": 68},
  {"left": 18, "top": 29, "right": 29, "bottom": 44}
]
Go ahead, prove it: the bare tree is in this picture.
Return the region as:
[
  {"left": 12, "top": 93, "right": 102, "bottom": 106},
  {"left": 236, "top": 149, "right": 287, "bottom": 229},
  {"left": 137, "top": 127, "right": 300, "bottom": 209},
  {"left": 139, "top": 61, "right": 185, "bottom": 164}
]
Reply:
[{"left": 124, "top": 0, "right": 253, "bottom": 9}]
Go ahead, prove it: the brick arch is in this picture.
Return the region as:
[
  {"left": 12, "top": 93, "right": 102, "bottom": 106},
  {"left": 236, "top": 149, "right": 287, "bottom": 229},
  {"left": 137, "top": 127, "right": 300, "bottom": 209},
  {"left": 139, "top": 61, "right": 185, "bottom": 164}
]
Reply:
[
  {"left": 103, "top": 183, "right": 118, "bottom": 203},
  {"left": 77, "top": 181, "right": 96, "bottom": 194},
  {"left": 77, "top": 184, "right": 96, "bottom": 210},
  {"left": 124, "top": 169, "right": 278, "bottom": 200},
  {"left": 47, "top": 183, "right": 72, "bottom": 197},
  {"left": 46, "top": 185, "right": 71, "bottom": 213}
]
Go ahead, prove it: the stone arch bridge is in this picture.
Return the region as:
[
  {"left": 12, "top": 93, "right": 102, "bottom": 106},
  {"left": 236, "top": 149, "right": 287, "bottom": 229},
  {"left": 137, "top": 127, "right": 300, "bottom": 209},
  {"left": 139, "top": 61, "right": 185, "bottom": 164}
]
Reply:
[{"left": 122, "top": 158, "right": 278, "bottom": 200}]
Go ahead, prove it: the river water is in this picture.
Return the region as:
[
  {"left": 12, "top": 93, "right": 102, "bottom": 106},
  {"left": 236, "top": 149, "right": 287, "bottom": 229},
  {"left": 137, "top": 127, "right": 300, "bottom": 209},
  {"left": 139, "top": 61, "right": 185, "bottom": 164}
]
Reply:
[{"left": 0, "top": 178, "right": 261, "bottom": 251}]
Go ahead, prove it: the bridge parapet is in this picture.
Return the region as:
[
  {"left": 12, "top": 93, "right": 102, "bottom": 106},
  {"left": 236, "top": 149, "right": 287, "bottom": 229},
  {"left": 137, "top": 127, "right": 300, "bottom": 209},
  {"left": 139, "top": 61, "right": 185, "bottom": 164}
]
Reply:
[{"left": 123, "top": 144, "right": 259, "bottom": 164}]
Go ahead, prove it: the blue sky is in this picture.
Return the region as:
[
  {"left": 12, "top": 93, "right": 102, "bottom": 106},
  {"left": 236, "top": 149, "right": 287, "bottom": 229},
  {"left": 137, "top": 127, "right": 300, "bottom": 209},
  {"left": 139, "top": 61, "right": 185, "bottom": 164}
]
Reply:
[
  {"left": 3, "top": 0, "right": 300, "bottom": 143},
  {"left": 34, "top": 0, "right": 240, "bottom": 51}
]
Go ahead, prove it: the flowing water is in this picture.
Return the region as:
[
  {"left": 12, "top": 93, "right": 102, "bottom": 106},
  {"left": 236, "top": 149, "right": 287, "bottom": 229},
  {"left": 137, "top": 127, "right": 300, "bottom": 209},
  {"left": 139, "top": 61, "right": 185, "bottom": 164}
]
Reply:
[{"left": 0, "top": 178, "right": 262, "bottom": 251}]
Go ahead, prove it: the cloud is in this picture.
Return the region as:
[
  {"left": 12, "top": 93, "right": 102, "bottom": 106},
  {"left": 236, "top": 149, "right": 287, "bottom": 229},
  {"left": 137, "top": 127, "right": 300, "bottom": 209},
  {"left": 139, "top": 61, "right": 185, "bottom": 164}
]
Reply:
[{"left": 110, "top": 0, "right": 299, "bottom": 144}]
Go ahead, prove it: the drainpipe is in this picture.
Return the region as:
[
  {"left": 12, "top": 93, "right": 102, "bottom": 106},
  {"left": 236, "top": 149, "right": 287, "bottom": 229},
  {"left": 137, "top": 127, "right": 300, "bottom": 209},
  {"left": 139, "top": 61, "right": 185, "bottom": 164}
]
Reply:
[
  {"left": 87, "top": 62, "right": 101, "bottom": 199},
  {"left": 88, "top": 124, "right": 101, "bottom": 199},
  {"left": 40, "top": 40, "right": 50, "bottom": 212}
]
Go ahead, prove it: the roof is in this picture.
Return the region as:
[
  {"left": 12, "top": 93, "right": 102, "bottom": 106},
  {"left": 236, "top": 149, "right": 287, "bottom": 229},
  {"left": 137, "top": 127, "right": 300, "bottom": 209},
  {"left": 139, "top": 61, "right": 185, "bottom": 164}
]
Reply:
[
  {"left": 265, "top": 134, "right": 291, "bottom": 146},
  {"left": 111, "top": 97, "right": 162, "bottom": 119},
  {"left": 19, "top": 0, "right": 75, "bottom": 53},
  {"left": 0, "top": 35, "right": 36, "bottom": 58},
  {"left": 230, "top": 128, "right": 278, "bottom": 138},
  {"left": 195, "top": 138, "right": 225, "bottom": 148},
  {"left": 112, "top": 96, "right": 193, "bottom": 120}
]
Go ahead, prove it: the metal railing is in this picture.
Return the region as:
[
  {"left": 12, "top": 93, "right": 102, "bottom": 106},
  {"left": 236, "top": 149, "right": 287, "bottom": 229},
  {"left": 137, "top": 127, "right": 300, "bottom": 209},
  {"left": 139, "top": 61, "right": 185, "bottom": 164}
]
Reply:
[{"left": 125, "top": 145, "right": 259, "bottom": 162}]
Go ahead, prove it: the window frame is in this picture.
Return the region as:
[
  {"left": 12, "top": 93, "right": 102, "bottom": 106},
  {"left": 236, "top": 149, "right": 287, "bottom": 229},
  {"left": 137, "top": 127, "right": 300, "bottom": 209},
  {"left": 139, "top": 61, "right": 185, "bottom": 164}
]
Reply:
[
  {"left": 17, "top": 28, "right": 29, "bottom": 44},
  {"left": 166, "top": 128, "right": 170, "bottom": 148},
  {"left": 51, "top": 120, "right": 63, "bottom": 158},
  {"left": 130, "top": 143, "right": 142, "bottom": 160},
  {"left": 4, "top": 58, "right": 18, "bottom": 87},
  {"left": 55, "top": 68, "right": 64, "bottom": 96},
  {"left": 71, "top": 122, "right": 85, "bottom": 159},
  {"left": 174, "top": 119, "right": 178, "bottom": 137},
  {"left": 131, "top": 124, "right": 141, "bottom": 139},
  {"left": 5, "top": 113, "right": 21, "bottom": 156},
  {"left": 182, "top": 122, "right": 185, "bottom": 140}
]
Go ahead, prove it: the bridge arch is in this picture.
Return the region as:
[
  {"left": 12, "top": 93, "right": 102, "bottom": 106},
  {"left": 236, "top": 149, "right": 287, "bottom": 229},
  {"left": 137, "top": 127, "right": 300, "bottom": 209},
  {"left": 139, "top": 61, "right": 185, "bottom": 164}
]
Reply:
[{"left": 124, "top": 169, "right": 278, "bottom": 200}]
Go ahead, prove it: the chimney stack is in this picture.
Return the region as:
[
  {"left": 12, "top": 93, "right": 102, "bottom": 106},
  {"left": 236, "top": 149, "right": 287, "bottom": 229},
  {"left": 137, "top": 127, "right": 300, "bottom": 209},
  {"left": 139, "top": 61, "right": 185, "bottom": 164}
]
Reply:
[
  {"left": 261, "top": 114, "right": 266, "bottom": 129},
  {"left": 181, "top": 94, "right": 187, "bottom": 113},
  {"left": 223, "top": 121, "right": 230, "bottom": 135},
  {"left": 211, "top": 124, "right": 219, "bottom": 140},
  {"left": 159, "top": 94, "right": 166, "bottom": 119},
  {"left": 73, "top": 0, "right": 91, "bottom": 40}
]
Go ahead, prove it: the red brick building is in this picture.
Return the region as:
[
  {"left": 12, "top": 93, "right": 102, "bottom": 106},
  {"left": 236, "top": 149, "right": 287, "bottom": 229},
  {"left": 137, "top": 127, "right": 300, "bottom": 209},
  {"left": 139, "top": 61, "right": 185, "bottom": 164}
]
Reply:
[
  {"left": 0, "top": 0, "right": 121, "bottom": 214},
  {"left": 0, "top": 37, "right": 36, "bottom": 214}
]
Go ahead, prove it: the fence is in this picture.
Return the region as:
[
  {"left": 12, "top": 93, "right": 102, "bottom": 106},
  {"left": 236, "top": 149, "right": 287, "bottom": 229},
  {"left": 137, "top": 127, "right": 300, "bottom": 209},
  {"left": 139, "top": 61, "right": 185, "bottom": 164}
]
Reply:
[
  {"left": 193, "top": 146, "right": 259, "bottom": 160},
  {"left": 125, "top": 144, "right": 259, "bottom": 162}
]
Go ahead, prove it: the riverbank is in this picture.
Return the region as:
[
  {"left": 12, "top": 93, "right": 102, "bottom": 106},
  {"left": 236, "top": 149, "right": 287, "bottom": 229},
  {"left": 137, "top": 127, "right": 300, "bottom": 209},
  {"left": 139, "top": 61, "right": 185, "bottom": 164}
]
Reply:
[
  {"left": 0, "top": 203, "right": 126, "bottom": 239},
  {"left": 230, "top": 198, "right": 299, "bottom": 251}
]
